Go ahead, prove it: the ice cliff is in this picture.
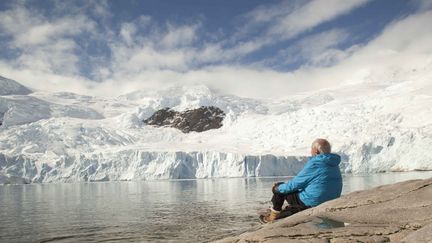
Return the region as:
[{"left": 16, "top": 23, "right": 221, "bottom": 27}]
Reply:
[
  {"left": 1, "top": 70, "right": 432, "bottom": 183},
  {"left": 0, "top": 152, "right": 307, "bottom": 183}
]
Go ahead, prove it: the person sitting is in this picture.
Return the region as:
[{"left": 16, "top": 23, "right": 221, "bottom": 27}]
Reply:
[{"left": 261, "top": 138, "right": 343, "bottom": 223}]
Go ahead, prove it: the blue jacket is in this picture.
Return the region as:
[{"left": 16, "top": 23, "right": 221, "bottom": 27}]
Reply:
[{"left": 277, "top": 153, "right": 342, "bottom": 207}]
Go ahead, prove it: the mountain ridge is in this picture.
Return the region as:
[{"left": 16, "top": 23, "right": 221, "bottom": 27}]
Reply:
[{"left": 0, "top": 75, "right": 33, "bottom": 96}]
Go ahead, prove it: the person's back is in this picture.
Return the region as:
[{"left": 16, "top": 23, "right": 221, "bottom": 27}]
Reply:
[{"left": 291, "top": 153, "right": 342, "bottom": 207}]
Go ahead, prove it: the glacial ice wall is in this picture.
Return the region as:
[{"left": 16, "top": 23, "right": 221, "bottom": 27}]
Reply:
[{"left": 0, "top": 151, "right": 307, "bottom": 184}]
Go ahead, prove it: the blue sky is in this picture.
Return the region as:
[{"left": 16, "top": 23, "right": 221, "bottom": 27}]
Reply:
[{"left": 0, "top": 0, "right": 431, "bottom": 98}]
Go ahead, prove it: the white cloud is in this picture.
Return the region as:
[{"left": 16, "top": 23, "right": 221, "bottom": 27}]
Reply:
[
  {"left": 119, "top": 23, "right": 137, "bottom": 46},
  {"left": 16, "top": 16, "right": 94, "bottom": 46},
  {"left": 412, "top": 0, "right": 432, "bottom": 11},
  {"left": 226, "top": 0, "right": 370, "bottom": 58},
  {"left": 107, "top": 27, "right": 200, "bottom": 75},
  {"left": 261, "top": 28, "right": 351, "bottom": 68},
  {"left": 0, "top": 60, "right": 92, "bottom": 93},
  {"left": 17, "top": 39, "right": 79, "bottom": 74},
  {"left": 91, "top": 0, "right": 112, "bottom": 18},
  {"left": 120, "top": 47, "right": 191, "bottom": 71},
  {"left": 245, "top": 0, "right": 301, "bottom": 24},
  {"left": 0, "top": 6, "right": 95, "bottom": 47},
  {"left": 119, "top": 15, "right": 152, "bottom": 47},
  {"left": 296, "top": 29, "right": 350, "bottom": 57},
  {"left": 100, "top": 9, "right": 432, "bottom": 99},
  {"left": 362, "top": 10, "right": 432, "bottom": 54},
  {"left": 268, "top": 0, "right": 370, "bottom": 38},
  {"left": 0, "top": 4, "right": 96, "bottom": 77},
  {"left": 0, "top": 1, "right": 431, "bottom": 101},
  {"left": 160, "top": 24, "right": 199, "bottom": 48},
  {"left": 286, "top": 10, "right": 432, "bottom": 89}
]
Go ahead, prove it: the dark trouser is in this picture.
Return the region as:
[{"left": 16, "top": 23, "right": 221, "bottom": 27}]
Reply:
[{"left": 271, "top": 191, "right": 309, "bottom": 212}]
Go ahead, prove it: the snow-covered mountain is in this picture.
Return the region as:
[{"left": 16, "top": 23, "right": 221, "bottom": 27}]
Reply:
[
  {"left": 1, "top": 69, "right": 431, "bottom": 183},
  {"left": 0, "top": 76, "right": 32, "bottom": 96}
]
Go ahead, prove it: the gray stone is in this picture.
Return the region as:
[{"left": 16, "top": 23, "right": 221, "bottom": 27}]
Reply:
[
  {"left": 400, "top": 223, "right": 432, "bottom": 243},
  {"left": 216, "top": 178, "right": 432, "bottom": 243}
]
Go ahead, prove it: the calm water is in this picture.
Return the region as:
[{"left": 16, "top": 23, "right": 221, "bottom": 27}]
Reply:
[{"left": 1, "top": 171, "right": 431, "bottom": 243}]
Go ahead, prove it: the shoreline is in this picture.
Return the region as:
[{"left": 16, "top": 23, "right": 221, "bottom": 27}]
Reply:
[
  {"left": 2, "top": 170, "right": 432, "bottom": 185},
  {"left": 216, "top": 177, "right": 432, "bottom": 242}
]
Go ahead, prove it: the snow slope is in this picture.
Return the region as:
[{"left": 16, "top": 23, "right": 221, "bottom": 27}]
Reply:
[
  {"left": 0, "top": 76, "right": 32, "bottom": 96},
  {"left": 1, "top": 68, "right": 432, "bottom": 183}
]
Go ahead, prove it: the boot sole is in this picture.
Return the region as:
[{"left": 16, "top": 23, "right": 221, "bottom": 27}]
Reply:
[{"left": 258, "top": 214, "right": 268, "bottom": 224}]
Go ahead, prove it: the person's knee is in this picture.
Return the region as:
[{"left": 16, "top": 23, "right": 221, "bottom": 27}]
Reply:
[{"left": 272, "top": 182, "right": 284, "bottom": 194}]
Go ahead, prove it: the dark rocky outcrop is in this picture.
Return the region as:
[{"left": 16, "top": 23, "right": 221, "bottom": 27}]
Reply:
[{"left": 143, "top": 106, "right": 225, "bottom": 133}]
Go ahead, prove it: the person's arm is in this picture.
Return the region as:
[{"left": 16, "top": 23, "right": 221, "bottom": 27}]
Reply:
[{"left": 277, "top": 160, "right": 316, "bottom": 194}]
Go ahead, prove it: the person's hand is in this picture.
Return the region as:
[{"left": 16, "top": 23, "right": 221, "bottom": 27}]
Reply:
[{"left": 272, "top": 182, "right": 284, "bottom": 193}]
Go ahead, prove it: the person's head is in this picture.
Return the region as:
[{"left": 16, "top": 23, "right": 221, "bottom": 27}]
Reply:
[{"left": 311, "top": 138, "right": 331, "bottom": 156}]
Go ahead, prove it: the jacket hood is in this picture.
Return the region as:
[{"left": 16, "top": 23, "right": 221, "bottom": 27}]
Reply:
[{"left": 313, "top": 153, "right": 341, "bottom": 167}]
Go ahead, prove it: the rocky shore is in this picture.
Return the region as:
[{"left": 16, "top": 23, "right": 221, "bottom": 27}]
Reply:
[{"left": 217, "top": 178, "right": 432, "bottom": 243}]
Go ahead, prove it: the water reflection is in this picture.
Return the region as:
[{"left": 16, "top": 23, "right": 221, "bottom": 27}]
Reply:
[
  {"left": 341, "top": 171, "right": 432, "bottom": 194},
  {"left": 315, "top": 217, "right": 346, "bottom": 229},
  {"left": 0, "top": 172, "right": 431, "bottom": 242}
]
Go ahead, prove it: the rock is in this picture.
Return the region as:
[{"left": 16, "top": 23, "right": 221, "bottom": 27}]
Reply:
[
  {"left": 143, "top": 106, "right": 225, "bottom": 133},
  {"left": 400, "top": 223, "right": 432, "bottom": 243},
  {"left": 216, "top": 178, "right": 432, "bottom": 243}
]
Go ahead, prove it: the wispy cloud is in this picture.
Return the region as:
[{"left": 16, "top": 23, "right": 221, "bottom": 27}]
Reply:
[
  {"left": 0, "top": 3, "right": 96, "bottom": 76},
  {"left": 0, "top": 0, "right": 430, "bottom": 99},
  {"left": 227, "top": 0, "right": 370, "bottom": 58},
  {"left": 260, "top": 28, "right": 353, "bottom": 69},
  {"left": 267, "top": 0, "right": 369, "bottom": 38}
]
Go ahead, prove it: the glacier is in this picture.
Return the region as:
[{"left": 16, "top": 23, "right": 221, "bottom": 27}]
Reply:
[
  {"left": 0, "top": 151, "right": 307, "bottom": 183},
  {"left": 1, "top": 69, "right": 432, "bottom": 184}
]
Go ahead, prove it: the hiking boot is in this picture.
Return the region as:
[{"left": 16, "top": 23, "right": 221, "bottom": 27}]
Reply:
[
  {"left": 259, "top": 208, "right": 280, "bottom": 223},
  {"left": 279, "top": 207, "right": 294, "bottom": 218}
]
